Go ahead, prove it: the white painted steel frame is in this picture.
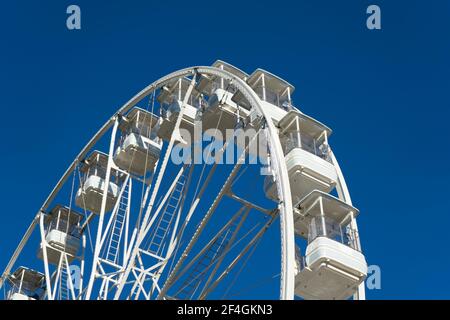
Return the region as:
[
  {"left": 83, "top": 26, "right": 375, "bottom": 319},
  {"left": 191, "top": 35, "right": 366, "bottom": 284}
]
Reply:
[{"left": 0, "top": 65, "right": 363, "bottom": 300}]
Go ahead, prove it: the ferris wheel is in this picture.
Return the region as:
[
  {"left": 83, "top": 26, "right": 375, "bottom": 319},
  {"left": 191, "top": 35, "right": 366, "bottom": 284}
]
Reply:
[{"left": 0, "top": 61, "right": 368, "bottom": 300}]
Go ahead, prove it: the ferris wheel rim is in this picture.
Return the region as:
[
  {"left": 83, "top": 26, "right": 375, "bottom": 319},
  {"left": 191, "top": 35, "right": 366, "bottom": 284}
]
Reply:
[{"left": 0, "top": 65, "right": 296, "bottom": 300}]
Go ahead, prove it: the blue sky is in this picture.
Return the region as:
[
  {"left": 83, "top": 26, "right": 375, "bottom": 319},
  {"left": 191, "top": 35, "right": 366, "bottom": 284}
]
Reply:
[{"left": 1, "top": 0, "right": 450, "bottom": 299}]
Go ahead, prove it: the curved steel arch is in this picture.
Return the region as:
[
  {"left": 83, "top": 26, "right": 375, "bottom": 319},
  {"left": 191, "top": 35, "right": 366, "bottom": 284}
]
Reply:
[{"left": 0, "top": 66, "right": 296, "bottom": 299}]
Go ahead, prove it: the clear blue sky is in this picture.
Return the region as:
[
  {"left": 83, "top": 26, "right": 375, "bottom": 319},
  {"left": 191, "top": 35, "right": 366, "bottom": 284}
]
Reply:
[{"left": 1, "top": 0, "right": 449, "bottom": 299}]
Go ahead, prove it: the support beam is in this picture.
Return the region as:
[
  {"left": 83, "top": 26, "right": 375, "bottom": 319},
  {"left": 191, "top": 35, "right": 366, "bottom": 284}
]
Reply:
[
  {"left": 169, "top": 206, "right": 246, "bottom": 289},
  {"left": 85, "top": 117, "right": 120, "bottom": 299},
  {"left": 38, "top": 213, "right": 53, "bottom": 300},
  {"left": 199, "top": 207, "right": 250, "bottom": 299},
  {"left": 226, "top": 192, "right": 272, "bottom": 216},
  {"left": 157, "top": 128, "right": 261, "bottom": 299},
  {"left": 113, "top": 74, "right": 198, "bottom": 299},
  {"left": 200, "top": 214, "right": 276, "bottom": 298}
]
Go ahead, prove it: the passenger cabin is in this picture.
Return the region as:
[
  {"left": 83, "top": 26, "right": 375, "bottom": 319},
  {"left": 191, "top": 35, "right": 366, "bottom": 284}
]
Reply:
[
  {"left": 75, "top": 151, "right": 120, "bottom": 214},
  {"left": 7, "top": 267, "right": 45, "bottom": 300},
  {"left": 114, "top": 107, "right": 162, "bottom": 175},
  {"left": 294, "top": 191, "right": 367, "bottom": 300},
  {"left": 37, "top": 205, "right": 83, "bottom": 265},
  {"left": 157, "top": 77, "right": 203, "bottom": 144},
  {"left": 197, "top": 60, "right": 249, "bottom": 138},
  {"left": 264, "top": 110, "right": 337, "bottom": 204},
  {"left": 232, "top": 68, "right": 295, "bottom": 125}
]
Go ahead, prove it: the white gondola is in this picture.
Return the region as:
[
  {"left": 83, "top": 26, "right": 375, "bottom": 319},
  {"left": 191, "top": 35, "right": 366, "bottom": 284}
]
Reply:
[
  {"left": 157, "top": 78, "right": 203, "bottom": 144},
  {"left": 232, "top": 68, "right": 295, "bottom": 125},
  {"left": 6, "top": 267, "right": 45, "bottom": 300},
  {"left": 197, "top": 60, "right": 249, "bottom": 137},
  {"left": 75, "top": 151, "right": 120, "bottom": 214},
  {"left": 294, "top": 191, "right": 367, "bottom": 300},
  {"left": 230, "top": 68, "right": 295, "bottom": 158},
  {"left": 114, "top": 107, "right": 162, "bottom": 175},
  {"left": 264, "top": 110, "right": 337, "bottom": 204},
  {"left": 37, "top": 205, "right": 83, "bottom": 265}
]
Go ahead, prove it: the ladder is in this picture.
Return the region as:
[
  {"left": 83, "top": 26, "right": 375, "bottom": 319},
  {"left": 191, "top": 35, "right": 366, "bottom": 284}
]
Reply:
[
  {"left": 60, "top": 259, "right": 69, "bottom": 300},
  {"left": 106, "top": 182, "right": 129, "bottom": 264},
  {"left": 176, "top": 219, "right": 238, "bottom": 299},
  {"left": 147, "top": 169, "right": 188, "bottom": 256}
]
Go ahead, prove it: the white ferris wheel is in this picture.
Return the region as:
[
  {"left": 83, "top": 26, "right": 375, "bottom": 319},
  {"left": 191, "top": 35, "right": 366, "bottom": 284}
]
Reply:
[{"left": 0, "top": 61, "right": 368, "bottom": 300}]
